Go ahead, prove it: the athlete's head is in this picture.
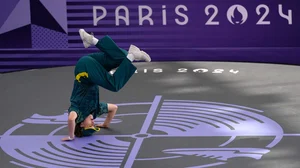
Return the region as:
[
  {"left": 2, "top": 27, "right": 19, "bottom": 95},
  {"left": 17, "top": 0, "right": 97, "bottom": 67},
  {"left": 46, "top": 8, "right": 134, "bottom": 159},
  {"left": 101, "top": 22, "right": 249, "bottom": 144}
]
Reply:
[
  {"left": 81, "top": 114, "right": 95, "bottom": 128},
  {"left": 74, "top": 114, "right": 100, "bottom": 137}
]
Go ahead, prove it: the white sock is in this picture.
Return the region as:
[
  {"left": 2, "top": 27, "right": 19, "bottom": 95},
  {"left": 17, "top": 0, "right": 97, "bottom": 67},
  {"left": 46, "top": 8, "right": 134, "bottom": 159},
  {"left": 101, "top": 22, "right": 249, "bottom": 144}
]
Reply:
[
  {"left": 92, "top": 37, "right": 99, "bottom": 45},
  {"left": 126, "top": 53, "right": 134, "bottom": 62}
]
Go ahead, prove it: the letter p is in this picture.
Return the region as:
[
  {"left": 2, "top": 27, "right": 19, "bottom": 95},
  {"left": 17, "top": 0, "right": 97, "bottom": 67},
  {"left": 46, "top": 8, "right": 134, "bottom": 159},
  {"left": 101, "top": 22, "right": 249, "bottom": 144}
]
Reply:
[{"left": 93, "top": 6, "right": 107, "bottom": 26}]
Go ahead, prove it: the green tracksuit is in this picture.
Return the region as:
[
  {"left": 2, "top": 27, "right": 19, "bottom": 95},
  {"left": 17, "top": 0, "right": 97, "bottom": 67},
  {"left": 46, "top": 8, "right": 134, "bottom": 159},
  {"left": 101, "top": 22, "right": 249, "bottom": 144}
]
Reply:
[{"left": 68, "top": 35, "right": 137, "bottom": 123}]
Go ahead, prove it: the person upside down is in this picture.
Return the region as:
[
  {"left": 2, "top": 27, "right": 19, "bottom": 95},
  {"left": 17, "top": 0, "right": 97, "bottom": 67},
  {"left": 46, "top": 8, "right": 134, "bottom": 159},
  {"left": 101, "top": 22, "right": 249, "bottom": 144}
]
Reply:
[{"left": 62, "top": 29, "right": 151, "bottom": 141}]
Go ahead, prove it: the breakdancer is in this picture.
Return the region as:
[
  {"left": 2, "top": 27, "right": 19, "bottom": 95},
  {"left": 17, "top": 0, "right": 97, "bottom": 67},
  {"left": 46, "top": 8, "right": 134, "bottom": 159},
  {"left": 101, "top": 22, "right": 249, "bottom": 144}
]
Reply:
[{"left": 62, "top": 29, "right": 151, "bottom": 141}]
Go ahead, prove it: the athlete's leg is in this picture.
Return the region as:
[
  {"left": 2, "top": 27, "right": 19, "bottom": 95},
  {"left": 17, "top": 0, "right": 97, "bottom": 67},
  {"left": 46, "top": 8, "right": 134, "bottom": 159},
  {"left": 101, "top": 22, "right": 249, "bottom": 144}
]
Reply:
[
  {"left": 87, "top": 52, "right": 114, "bottom": 72},
  {"left": 94, "top": 102, "right": 117, "bottom": 128},
  {"left": 91, "top": 35, "right": 134, "bottom": 71},
  {"left": 78, "top": 56, "right": 136, "bottom": 92},
  {"left": 79, "top": 30, "right": 133, "bottom": 71},
  {"left": 88, "top": 50, "right": 126, "bottom": 72},
  {"left": 97, "top": 36, "right": 151, "bottom": 63},
  {"left": 79, "top": 29, "right": 151, "bottom": 65}
]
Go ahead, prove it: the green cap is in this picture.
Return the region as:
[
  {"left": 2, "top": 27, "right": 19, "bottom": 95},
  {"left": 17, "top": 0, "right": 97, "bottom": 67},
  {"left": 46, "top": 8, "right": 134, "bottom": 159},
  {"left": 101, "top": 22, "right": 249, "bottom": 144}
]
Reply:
[{"left": 82, "top": 126, "right": 100, "bottom": 136}]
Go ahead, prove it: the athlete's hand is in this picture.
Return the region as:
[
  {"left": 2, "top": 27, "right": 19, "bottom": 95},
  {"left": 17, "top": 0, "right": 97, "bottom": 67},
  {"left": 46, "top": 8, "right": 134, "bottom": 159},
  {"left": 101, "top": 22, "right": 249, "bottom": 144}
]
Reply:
[{"left": 61, "top": 136, "right": 75, "bottom": 141}]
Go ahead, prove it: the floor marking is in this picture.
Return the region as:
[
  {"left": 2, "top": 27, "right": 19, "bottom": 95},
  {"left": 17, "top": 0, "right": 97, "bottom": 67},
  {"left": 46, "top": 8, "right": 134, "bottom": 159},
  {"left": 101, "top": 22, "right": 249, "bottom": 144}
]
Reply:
[
  {"left": 124, "top": 96, "right": 162, "bottom": 168},
  {"left": 283, "top": 134, "right": 300, "bottom": 136},
  {"left": 10, "top": 161, "right": 34, "bottom": 168}
]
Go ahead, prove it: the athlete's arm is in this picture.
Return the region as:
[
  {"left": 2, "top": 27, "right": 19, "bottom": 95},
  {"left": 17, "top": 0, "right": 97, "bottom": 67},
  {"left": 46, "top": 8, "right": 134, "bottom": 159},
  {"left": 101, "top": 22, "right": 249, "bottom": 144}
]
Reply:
[{"left": 61, "top": 111, "right": 77, "bottom": 141}]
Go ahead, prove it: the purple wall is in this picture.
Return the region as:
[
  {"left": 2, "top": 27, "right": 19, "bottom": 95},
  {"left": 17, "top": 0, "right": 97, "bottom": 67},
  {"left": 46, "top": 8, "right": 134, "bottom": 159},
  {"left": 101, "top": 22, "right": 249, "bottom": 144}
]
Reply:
[{"left": 0, "top": 0, "right": 299, "bottom": 73}]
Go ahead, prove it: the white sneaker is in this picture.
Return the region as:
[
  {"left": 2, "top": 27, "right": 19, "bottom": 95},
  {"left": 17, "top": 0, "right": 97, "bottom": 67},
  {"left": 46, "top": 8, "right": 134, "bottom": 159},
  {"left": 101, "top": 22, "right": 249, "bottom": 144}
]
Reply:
[
  {"left": 140, "top": 51, "right": 151, "bottom": 62},
  {"left": 128, "top": 44, "right": 151, "bottom": 62},
  {"left": 79, "top": 29, "right": 94, "bottom": 48},
  {"left": 128, "top": 44, "right": 140, "bottom": 54}
]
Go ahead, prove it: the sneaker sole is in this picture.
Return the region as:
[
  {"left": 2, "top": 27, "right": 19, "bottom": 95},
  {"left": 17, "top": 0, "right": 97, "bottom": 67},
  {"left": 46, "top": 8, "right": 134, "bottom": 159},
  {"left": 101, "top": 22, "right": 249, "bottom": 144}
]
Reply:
[{"left": 141, "top": 51, "right": 151, "bottom": 62}]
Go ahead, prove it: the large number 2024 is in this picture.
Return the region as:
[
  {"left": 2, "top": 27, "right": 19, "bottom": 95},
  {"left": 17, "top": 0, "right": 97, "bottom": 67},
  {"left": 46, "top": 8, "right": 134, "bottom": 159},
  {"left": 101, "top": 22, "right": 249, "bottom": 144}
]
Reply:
[{"left": 205, "top": 4, "right": 292, "bottom": 25}]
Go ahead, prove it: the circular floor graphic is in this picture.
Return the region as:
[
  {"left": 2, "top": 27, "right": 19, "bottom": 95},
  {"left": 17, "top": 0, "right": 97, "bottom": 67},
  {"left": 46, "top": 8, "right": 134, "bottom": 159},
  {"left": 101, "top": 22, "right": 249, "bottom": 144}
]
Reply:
[{"left": 1, "top": 61, "right": 300, "bottom": 168}]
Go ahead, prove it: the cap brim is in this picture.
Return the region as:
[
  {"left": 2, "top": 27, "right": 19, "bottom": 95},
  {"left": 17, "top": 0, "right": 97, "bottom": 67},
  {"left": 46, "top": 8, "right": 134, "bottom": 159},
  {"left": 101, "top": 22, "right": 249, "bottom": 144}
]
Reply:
[{"left": 82, "top": 126, "right": 100, "bottom": 136}]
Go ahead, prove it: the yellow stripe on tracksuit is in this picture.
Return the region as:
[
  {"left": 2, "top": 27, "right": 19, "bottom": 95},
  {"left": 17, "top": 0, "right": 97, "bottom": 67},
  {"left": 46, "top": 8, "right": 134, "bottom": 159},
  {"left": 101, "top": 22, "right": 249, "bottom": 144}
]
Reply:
[{"left": 76, "top": 72, "right": 88, "bottom": 82}]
